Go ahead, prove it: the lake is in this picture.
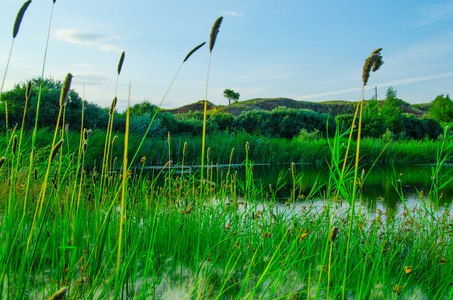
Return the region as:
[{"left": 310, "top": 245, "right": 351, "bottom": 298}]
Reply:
[{"left": 143, "top": 162, "right": 453, "bottom": 210}]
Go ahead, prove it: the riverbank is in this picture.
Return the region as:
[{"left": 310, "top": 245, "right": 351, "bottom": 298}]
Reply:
[{"left": 2, "top": 129, "right": 451, "bottom": 169}]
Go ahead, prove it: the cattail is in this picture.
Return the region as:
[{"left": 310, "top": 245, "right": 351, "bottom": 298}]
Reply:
[
  {"left": 109, "top": 97, "right": 117, "bottom": 115},
  {"left": 362, "top": 48, "right": 383, "bottom": 86},
  {"left": 82, "top": 140, "right": 87, "bottom": 153},
  {"left": 183, "top": 42, "right": 206, "bottom": 62},
  {"left": 51, "top": 139, "right": 64, "bottom": 163},
  {"left": 209, "top": 16, "right": 223, "bottom": 52},
  {"left": 20, "top": 153, "right": 23, "bottom": 164},
  {"left": 12, "top": 135, "right": 18, "bottom": 155},
  {"left": 117, "top": 51, "right": 125, "bottom": 75},
  {"left": 330, "top": 226, "right": 339, "bottom": 242},
  {"left": 60, "top": 73, "right": 73, "bottom": 106},
  {"left": 25, "top": 80, "right": 32, "bottom": 99},
  {"left": 34, "top": 168, "right": 38, "bottom": 180},
  {"left": 0, "top": 157, "right": 5, "bottom": 169},
  {"left": 48, "top": 287, "right": 68, "bottom": 300},
  {"left": 13, "top": 1, "right": 32, "bottom": 38}
]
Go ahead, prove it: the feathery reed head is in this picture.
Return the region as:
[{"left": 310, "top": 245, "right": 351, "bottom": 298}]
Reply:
[
  {"left": 210, "top": 16, "right": 223, "bottom": 52},
  {"left": 13, "top": 1, "right": 32, "bottom": 38},
  {"left": 60, "top": 73, "right": 73, "bottom": 106},
  {"left": 183, "top": 42, "right": 206, "bottom": 62},
  {"left": 13, "top": 135, "right": 18, "bottom": 155},
  {"left": 48, "top": 287, "right": 68, "bottom": 300},
  {"left": 51, "top": 139, "right": 64, "bottom": 162},
  {"left": 25, "top": 80, "right": 32, "bottom": 99},
  {"left": 118, "top": 51, "right": 125, "bottom": 75},
  {"left": 110, "top": 97, "right": 117, "bottom": 115},
  {"left": 362, "top": 48, "right": 383, "bottom": 85},
  {"left": 330, "top": 226, "right": 339, "bottom": 242}
]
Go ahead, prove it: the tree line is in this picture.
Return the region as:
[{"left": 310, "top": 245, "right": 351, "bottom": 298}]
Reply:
[{"left": 0, "top": 78, "right": 450, "bottom": 141}]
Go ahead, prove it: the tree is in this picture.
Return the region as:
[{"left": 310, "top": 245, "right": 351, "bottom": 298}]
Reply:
[
  {"left": 429, "top": 94, "right": 453, "bottom": 126},
  {"left": 223, "top": 89, "right": 240, "bottom": 105}
]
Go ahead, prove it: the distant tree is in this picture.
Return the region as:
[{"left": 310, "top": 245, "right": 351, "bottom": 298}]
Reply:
[
  {"left": 223, "top": 89, "right": 240, "bottom": 105},
  {"left": 130, "top": 100, "right": 158, "bottom": 117},
  {"left": 429, "top": 94, "right": 453, "bottom": 126}
]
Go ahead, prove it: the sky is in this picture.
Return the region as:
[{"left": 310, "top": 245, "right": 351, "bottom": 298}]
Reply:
[{"left": 1, "top": 0, "right": 453, "bottom": 112}]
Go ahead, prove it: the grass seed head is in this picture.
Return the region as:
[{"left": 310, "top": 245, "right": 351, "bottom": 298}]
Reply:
[
  {"left": 183, "top": 42, "right": 206, "bottom": 62},
  {"left": 118, "top": 51, "right": 125, "bottom": 75},
  {"left": 362, "top": 48, "right": 383, "bottom": 85},
  {"left": 25, "top": 80, "right": 32, "bottom": 99},
  {"left": 209, "top": 16, "right": 223, "bottom": 52},
  {"left": 109, "top": 97, "right": 117, "bottom": 115},
  {"left": 51, "top": 139, "right": 64, "bottom": 162},
  {"left": 13, "top": 1, "right": 32, "bottom": 38},
  {"left": 48, "top": 287, "right": 68, "bottom": 300},
  {"left": 60, "top": 73, "right": 73, "bottom": 106},
  {"left": 330, "top": 226, "right": 339, "bottom": 242},
  {"left": 0, "top": 157, "right": 5, "bottom": 169},
  {"left": 12, "top": 135, "right": 18, "bottom": 155}
]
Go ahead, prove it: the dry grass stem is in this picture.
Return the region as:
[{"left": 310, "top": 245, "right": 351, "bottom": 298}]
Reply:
[
  {"left": 209, "top": 16, "right": 223, "bottom": 52},
  {"left": 184, "top": 42, "right": 206, "bottom": 62},
  {"left": 13, "top": 1, "right": 32, "bottom": 38}
]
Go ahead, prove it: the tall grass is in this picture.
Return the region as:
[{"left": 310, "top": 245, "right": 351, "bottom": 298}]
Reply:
[{"left": 2, "top": 7, "right": 453, "bottom": 299}]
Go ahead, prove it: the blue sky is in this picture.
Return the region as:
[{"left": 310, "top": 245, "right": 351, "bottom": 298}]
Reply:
[{"left": 1, "top": 0, "right": 453, "bottom": 111}]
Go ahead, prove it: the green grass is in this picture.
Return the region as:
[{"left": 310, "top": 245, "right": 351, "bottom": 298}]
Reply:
[{"left": 1, "top": 5, "right": 453, "bottom": 298}]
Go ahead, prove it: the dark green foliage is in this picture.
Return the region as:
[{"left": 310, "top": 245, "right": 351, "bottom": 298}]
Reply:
[
  {"left": 129, "top": 114, "right": 167, "bottom": 137},
  {"left": 176, "top": 118, "right": 218, "bottom": 136},
  {"left": 429, "top": 94, "right": 453, "bottom": 126},
  {"left": 129, "top": 101, "right": 159, "bottom": 117},
  {"left": 211, "top": 112, "right": 234, "bottom": 130},
  {"left": 232, "top": 107, "right": 335, "bottom": 139}
]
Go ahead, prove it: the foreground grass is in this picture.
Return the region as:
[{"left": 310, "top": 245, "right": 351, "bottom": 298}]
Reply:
[{"left": 1, "top": 130, "right": 453, "bottom": 299}]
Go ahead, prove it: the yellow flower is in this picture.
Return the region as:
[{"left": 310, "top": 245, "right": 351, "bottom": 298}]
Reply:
[
  {"left": 141, "top": 156, "right": 146, "bottom": 163},
  {"left": 404, "top": 266, "right": 412, "bottom": 274}
]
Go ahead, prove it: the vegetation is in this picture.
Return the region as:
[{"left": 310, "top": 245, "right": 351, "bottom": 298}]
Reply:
[
  {"left": 1, "top": 3, "right": 453, "bottom": 299},
  {"left": 223, "top": 88, "right": 240, "bottom": 105}
]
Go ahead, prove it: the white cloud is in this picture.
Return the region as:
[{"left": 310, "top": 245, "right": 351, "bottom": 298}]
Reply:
[
  {"left": 299, "top": 71, "right": 453, "bottom": 100},
  {"left": 418, "top": 1, "right": 453, "bottom": 25},
  {"left": 221, "top": 11, "right": 244, "bottom": 17},
  {"left": 54, "top": 29, "right": 123, "bottom": 52}
]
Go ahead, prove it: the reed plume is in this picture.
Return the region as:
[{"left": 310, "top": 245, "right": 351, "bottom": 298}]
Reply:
[
  {"left": 13, "top": 135, "right": 18, "bottom": 155},
  {"left": 109, "top": 97, "right": 117, "bottom": 116},
  {"left": 362, "top": 48, "right": 383, "bottom": 85},
  {"left": 118, "top": 51, "right": 125, "bottom": 75},
  {"left": 48, "top": 287, "right": 68, "bottom": 300},
  {"left": 330, "top": 226, "right": 339, "bottom": 243},
  {"left": 13, "top": 0, "right": 32, "bottom": 38},
  {"left": 210, "top": 17, "right": 223, "bottom": 52},
  {"left": 51, "top": 139, "right": 64, "bottom": 162},
  {"left": 184, "top": 42, "right": 206, "bottom": 62},
  {"left": 60, "top": 73, "right": 73, "bottom": 106}
]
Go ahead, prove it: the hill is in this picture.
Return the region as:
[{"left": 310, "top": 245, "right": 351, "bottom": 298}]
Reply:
[{"left": 166, "top": 97, "right": 429, "bottom": 118}]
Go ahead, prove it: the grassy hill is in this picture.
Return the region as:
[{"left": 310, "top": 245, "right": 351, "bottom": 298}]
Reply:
[{"left": 166, "top": 97, "right": 429, "bottom": 118}]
